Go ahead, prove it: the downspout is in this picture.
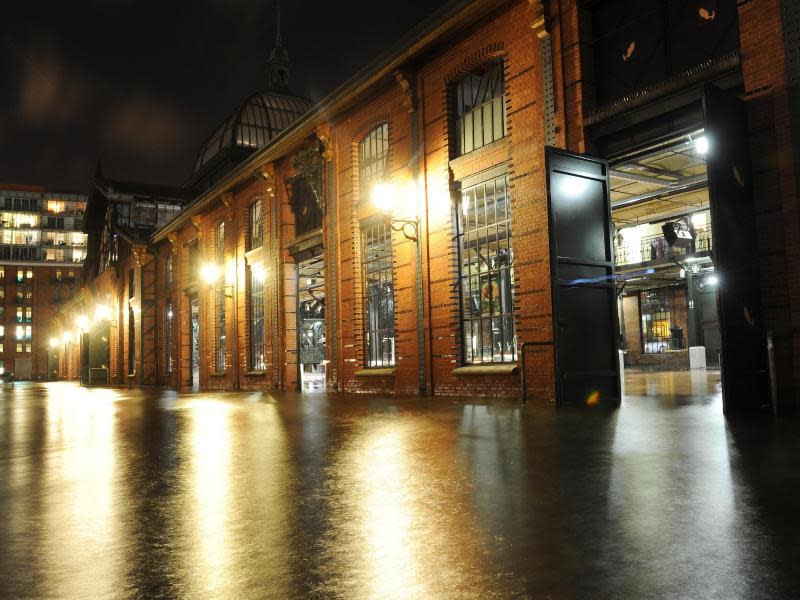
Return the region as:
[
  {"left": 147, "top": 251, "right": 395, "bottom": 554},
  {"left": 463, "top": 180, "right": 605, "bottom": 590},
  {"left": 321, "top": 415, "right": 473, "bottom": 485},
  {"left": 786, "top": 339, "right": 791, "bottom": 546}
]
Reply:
[
  {"left": 231, "top": 199, "right": 241, "bottom": 391},
  {"left": 409, "top": 69, "right": 426, "bottom": 396}
]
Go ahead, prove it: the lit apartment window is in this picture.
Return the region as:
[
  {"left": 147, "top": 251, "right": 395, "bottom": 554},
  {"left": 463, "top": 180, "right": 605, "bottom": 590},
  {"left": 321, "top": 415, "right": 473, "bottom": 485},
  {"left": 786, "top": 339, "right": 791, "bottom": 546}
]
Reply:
[
  {"left": 248, "top": 200, "right": 263, "bottom": 251},
  {"left": 0, "top": 344, "right": 4, "bottom": 354},
  {"left": 359, "top": 123, "right": 389, "bottom": 193},
  {"left": 15, "top": 326, "right": 23, "bottom": 340},
  {"left": 452, "top": 60, "right": 506, "bottom": 156},
  {"left": 25, "top": 326, "right": 31, "bottom": 339},
  {"left": 25, "top": 291, "right": 32, "bottom": 302},
  {"left": 0, "top": 267, "right": 4, "bottom": 279},
  {"left": 15, "top": 308, "right": 22, "bottom": 323},
  {"left": 25, "top": 343, "right": 31, "bottom": 353},
  {"left": 16, "top": 343, "right": 21, "bottom": 353},
  {"left": 0, "top": 326, "right": 4, "bottom": 338},
  {"left": 25, "top": 307, "right": 32, "bottom": 322},
  {"left": 457, "top": 173, "right": 516, "bottom": 364},
  {"left": 26, "top": 270, "right": 33, "bottom": 280},
  {"left": 248, "top": 268, "right": 266, "bottom": 371},
  {"left": 361, "top": 219, "right": 395, "bottom": 367},
  {"left": 56, "top": 270, "right": 62, "bottom": 281},
  {"left": 16, "top": 270, "right": 22, "bottom": 283},
  {"left": 166, "top": 302, "right": 174, "bottom": 374}
]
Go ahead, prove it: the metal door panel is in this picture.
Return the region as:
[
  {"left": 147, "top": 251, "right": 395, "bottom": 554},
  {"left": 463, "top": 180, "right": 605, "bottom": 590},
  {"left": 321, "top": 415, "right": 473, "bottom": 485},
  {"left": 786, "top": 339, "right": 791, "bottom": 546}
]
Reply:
[{"left": 546, "top": 148, "right": 621, "bottom": 407}]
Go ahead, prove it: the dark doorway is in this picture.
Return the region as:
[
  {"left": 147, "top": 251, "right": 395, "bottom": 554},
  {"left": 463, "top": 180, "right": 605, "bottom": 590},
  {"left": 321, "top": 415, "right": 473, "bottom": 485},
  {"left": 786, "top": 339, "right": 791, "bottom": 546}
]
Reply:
[{"left": 297, "top": 253, "right": 326, "bottom": 393}]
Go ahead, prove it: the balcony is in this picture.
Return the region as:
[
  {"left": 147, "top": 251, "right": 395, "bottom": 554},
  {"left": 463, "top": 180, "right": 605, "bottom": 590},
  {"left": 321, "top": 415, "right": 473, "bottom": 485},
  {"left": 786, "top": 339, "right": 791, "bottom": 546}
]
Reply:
[{"left": 615, "top": 229, "right": 713, "bottom": 267}]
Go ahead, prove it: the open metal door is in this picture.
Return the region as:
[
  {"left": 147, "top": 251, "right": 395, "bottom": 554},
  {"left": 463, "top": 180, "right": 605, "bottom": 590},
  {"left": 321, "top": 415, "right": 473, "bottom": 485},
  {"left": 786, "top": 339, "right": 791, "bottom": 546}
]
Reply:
[
  {"left": 546, "top": 148, "right": 621, "bottom": 407},
  {"left": 703, "top": 84, "right": 766, "bottom": 414}
]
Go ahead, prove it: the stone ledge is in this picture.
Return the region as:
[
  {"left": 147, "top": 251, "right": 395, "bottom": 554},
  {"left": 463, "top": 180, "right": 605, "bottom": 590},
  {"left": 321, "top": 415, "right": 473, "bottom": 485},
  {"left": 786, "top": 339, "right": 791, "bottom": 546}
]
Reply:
[
  {"left": 209, "top": 371, "right": 226, "bottom": 378},
  {"left": 245, "top": 370, "right": 267, "bottom": 377},
  {"left": 354, "top": 368, "right": 396, "bottom": 377},
  {"left": 452, "top": 364, "right": 518, "bottom": 376}
]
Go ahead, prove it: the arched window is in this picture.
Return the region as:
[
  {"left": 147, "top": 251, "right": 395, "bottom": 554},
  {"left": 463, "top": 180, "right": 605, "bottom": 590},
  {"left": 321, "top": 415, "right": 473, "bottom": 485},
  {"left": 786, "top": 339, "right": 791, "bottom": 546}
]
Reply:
[
  {"left": 452, "top": 60, "right": 506, "bottom": 156},
  {"left": 359, "top": 123, "right": 389, "bottom": 195}
]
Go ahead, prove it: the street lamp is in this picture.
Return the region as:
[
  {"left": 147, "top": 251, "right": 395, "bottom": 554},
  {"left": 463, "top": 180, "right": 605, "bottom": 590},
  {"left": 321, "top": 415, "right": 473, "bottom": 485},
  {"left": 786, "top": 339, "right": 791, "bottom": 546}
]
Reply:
[
  {"left": 372, "top": 178, "right": 426, "bottom": 396},
  {"left": 201, "top": 262, "right": 233, "bottom": 297},
  {"left": 372, "top": 181, "right": 419, "bottom": 242}
]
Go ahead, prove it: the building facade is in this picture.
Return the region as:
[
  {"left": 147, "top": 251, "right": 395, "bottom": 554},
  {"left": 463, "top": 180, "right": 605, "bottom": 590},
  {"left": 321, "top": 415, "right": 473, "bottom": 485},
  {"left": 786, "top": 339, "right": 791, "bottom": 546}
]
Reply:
[
  {"left": 0, "top": 185, "right": 86, "bottom": 379},
  {"left": 53, "top": 0, "right": 800, "bottom": 414}
]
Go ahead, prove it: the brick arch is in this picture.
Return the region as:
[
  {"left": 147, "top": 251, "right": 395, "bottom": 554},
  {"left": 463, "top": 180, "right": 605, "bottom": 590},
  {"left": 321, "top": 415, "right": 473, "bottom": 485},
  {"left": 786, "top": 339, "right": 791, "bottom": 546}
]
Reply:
[{"left": 444, "top": 42, "right": 506, "bottom": 84}]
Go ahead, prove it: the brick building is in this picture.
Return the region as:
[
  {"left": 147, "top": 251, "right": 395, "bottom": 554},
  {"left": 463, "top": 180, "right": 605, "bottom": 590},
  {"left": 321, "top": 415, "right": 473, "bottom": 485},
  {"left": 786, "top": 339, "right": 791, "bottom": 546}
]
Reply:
[
  {"left": 53, "top": 0, "right": 800, "bottom": 414},
  {"left": 0, "top": 185, "right": 86, "bottom": 380}
]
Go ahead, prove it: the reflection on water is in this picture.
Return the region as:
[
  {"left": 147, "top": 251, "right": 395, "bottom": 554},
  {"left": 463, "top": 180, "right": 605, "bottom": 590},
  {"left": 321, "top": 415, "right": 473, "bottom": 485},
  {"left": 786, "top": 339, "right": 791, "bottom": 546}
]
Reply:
[
  {"left": 42, "top": 386, "right": 121, "bottom": 599},
  {"left": 0, "top": 376, "right": 798, "bottom": 599}
]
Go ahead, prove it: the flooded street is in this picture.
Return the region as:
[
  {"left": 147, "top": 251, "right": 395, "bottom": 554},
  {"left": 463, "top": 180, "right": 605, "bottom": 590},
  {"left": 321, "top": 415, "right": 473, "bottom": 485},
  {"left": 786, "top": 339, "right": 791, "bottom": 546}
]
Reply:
[{"left": 1, "top": 376, "right": 799, "bottom": 599}]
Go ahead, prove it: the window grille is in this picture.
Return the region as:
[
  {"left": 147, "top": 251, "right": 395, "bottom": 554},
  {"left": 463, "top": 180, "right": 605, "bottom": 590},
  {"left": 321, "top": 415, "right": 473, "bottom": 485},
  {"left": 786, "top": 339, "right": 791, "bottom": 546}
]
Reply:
[
  {"left": 453, "top": 60, "right": 506, "bottom": 156},
  {"left": 457, "top": 174, "right": 516, "bottom": 364},
  {"left": 359, "top": 123, "right": 389, "bottom": 193},
  {"left": 640, "top": 289, "right": 674, "bottom": 353},
  {"left": 361, "top": 219, "right": 395, "bottom": 367},
  {"left": 248, "top": 268, "right": 266, "bottom": 371},
  {"left": 166, "top": 302, "right": 174, "bottom": 374},
  {"left": 166, "top": 254, "right": 173, "bottom": 289},
  {"left": 128, "top": 307, "right": 135, "bottom": 375},
  {"left": 248, "top": 200, "right": 263, "bottom": 251}
]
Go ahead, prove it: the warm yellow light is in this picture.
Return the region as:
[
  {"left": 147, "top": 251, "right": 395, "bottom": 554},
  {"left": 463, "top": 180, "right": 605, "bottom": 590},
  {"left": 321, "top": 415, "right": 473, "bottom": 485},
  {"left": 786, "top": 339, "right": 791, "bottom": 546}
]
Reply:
[
  {"left": 94, "top": 305, "right": 111, "bottom": 322},
  {"left": 252, "top": 267, "right": 267, "bottom": 283},
  {"left": 49, "top": 337, "right": 60, "bottom": 349},
  {"left": 201, "top": 263, "right": 220, "bottom": 284},
  {"left": 372, "top": 182, "right": 398, "bottom": 214},
  {"left": 62, "top": 332, "right": 72, "bottom": 344},
  {"left": 77, "top": 315, "right": 90, "bottom": 332}
]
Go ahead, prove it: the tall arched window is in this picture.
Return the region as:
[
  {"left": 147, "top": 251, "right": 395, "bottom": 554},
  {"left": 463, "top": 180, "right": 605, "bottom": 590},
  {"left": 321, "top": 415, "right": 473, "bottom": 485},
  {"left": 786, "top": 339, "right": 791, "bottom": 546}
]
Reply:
[{"left": 359, "top": 123, "right": 395, "bottom": 368}]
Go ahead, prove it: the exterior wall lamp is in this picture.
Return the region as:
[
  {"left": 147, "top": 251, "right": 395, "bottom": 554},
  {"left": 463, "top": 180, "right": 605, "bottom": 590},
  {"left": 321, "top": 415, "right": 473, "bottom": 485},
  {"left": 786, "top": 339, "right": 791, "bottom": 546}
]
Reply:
[
  {"left": 372, "top": 182, "right": 419, "bottom": 242},
  {"left": 200, "top": 262, "right": 234, "bottom": 298}
]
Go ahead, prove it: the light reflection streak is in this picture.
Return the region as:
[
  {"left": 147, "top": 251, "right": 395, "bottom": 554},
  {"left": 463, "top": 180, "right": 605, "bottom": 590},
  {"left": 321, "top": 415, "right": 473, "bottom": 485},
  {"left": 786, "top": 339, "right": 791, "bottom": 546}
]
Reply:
[
  {"left": 322, "top": 418, "right": 509, "bottom": 600},
  {"left": 185, "top": 399, "right": 233, "bottom": 596},
  {"left": 42, "top": 384, "right": 121, "bottom": 599}
]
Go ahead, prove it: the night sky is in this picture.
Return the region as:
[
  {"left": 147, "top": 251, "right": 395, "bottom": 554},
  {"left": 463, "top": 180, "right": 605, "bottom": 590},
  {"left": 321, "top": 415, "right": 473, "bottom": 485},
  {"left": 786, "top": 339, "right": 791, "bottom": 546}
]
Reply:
[{"left": 1, "top": 0, "right": 445, "bottom": 193}]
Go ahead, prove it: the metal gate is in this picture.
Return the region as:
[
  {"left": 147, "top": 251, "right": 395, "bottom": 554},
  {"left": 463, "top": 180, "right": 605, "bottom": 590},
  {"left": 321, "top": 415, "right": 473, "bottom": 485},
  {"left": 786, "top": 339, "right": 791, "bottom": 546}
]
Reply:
[{"left": 546, "top": 148, "right": 621, "bottom": 407}]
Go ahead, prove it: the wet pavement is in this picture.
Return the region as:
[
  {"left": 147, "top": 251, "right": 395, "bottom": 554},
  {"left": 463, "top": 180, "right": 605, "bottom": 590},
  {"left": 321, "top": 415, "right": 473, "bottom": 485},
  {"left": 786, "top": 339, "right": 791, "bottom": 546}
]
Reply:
[{"left": 1, "top": 373, "right": 799, "bottom": 599}]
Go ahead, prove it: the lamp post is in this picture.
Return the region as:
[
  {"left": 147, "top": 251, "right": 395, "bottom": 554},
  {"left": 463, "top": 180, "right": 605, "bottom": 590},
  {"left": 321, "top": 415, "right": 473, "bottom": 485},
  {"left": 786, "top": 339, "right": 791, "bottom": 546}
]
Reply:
[{"left": 372, "top": 180, "right": 425, "bottom": 395}]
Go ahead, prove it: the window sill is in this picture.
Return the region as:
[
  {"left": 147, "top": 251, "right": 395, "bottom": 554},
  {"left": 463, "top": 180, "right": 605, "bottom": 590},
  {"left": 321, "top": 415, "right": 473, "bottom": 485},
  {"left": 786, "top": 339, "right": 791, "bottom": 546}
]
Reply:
[
  {"left": 354, "top": 368, "right": 396, "bottom": 377},
  {"left": 245, "top": 370, "right": 267, "bottom": 377},
  {"left": 452, "top": 364, "right": 518, "bottom": 376},
  {"left": 209, "top": 371, "right": 226, "bottom": 378}
]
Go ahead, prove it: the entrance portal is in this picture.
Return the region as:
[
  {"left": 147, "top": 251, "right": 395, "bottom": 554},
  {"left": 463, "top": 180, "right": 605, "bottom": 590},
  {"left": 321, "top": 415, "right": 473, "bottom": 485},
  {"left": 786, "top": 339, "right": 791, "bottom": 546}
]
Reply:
[
  {"left": 190, "top": 296, "right": 200, "bottom": 388},
  {"left": 297, "top": 254, "right": 326, "bottom": 393}
]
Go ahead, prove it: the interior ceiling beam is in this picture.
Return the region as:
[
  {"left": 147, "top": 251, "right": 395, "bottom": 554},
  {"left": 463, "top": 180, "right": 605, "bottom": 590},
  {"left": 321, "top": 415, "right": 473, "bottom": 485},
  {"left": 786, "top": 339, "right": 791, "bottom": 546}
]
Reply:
[
  {"left": 610, "top": 170, "right": 705, "bottom": 189},
  {"left": 611, "top": 177, "right": 707, "bottom": 209}
]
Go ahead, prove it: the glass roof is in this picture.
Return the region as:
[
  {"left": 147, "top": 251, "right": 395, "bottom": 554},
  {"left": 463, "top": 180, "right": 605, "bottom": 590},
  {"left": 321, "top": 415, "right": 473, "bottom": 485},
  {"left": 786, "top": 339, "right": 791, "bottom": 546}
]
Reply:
[{"left": 193, "top": 90, "right": 312, "bottom": 174}]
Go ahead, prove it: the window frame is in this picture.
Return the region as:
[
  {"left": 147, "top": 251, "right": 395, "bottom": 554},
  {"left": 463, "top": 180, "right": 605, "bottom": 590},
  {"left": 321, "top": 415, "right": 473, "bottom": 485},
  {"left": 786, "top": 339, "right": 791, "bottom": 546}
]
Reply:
[
  {"left": 455, "top": 168, "right": 517, "bottom": 365},
  {"left": 359, "top": 123, "right": 390, "bottom": 197},
  {"left": 360, "top": 216, "right": 396, "bottom": 368},
  {"left": 452, "top": 59, "right": 507, "bottom": 157}
]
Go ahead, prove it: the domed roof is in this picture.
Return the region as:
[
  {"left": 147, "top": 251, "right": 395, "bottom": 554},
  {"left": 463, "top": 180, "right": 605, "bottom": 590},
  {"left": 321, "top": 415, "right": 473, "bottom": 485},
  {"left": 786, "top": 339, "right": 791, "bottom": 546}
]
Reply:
[{"left": 193, "top": 90, "right": 312, "bottom": 174}]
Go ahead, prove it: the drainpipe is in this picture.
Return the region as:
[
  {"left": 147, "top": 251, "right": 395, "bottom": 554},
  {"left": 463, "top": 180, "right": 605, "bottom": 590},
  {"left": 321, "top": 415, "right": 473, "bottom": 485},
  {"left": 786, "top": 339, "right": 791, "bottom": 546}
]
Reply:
[
  {"left": 231, "top": 200, "right": 241, "bottom": 391},
  {"left": 409, "top": 69, "right": 426, "bottom": 396}
]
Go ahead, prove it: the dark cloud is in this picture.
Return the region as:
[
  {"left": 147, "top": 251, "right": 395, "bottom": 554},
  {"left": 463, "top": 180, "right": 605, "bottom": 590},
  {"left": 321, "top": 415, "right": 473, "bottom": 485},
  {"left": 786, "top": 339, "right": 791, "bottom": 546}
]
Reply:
[
  {"left": 1, "top": 0, "right": 448, "bottom": 191},
  {"left": 18, "top": 53, "right": 85, "bottom": 126},
  {"left": 103, "top": 95, "right": 196, "bottom": 160}
]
